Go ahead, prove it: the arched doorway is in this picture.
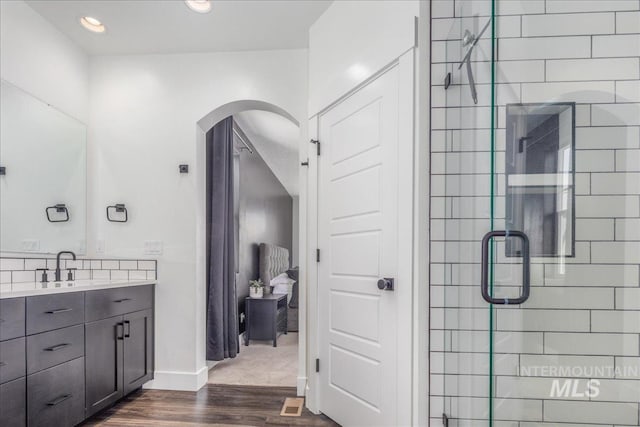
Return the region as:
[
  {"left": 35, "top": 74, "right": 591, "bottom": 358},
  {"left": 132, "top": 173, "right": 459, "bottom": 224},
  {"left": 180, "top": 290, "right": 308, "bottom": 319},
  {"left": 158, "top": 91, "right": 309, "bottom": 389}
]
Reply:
[{"left": 194, "top": 100, "right": 306, "bottom": 394}]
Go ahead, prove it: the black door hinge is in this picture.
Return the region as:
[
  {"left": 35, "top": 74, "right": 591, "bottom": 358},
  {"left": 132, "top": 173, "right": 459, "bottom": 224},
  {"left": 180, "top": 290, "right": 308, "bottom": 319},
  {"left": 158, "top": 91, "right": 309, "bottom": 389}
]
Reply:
[
  {"left": 316, "top": 249, "right": 320, "bottom": 263},
  {"left": 316, "top": 358, "right": 320, "bottom": 373},
  {"left": 310, "top": 139, "right": 321, "bottom": 156}
]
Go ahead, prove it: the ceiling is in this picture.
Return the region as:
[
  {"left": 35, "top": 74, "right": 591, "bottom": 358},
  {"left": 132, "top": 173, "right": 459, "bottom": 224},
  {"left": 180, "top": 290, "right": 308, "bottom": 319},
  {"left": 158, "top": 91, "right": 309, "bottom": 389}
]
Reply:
[
  {"left": 25, "top": 0, "right": 332, "bottom": 55},
  {"left": 234, "top": 110, "right": 300, "bottom": 196}
]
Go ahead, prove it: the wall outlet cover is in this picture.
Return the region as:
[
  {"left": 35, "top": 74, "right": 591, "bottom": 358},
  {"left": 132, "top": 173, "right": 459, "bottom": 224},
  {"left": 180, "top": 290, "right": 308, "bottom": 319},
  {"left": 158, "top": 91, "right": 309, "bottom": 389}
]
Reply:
[
  {"left": 21, "top": 239, "right": 40, "bottom": 251},
  {"left": 144, "top": 240, "right": 163, "bottom": 255}
]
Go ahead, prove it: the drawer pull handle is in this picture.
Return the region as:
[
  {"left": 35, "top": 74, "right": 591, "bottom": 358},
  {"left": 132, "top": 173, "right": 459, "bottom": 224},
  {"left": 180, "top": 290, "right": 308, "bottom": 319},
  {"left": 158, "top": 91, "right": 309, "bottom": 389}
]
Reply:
[
  {"left": 124, "top": 320, "right": 131, "bottom": 338},
  {"left": 45, "top": 308, "right": 72, "bottom": 314},
  {"left": 44, "top": 343, "right": 70, "bottom": 352},
  {"left": 114, "top": 298, "right": 132, "bottom": 303},
  {"left": 117, "top": 322, "right": 124, "bottom": 340},
  {"left": 46, "top": 394, "right": 72, "bottom": 406}
]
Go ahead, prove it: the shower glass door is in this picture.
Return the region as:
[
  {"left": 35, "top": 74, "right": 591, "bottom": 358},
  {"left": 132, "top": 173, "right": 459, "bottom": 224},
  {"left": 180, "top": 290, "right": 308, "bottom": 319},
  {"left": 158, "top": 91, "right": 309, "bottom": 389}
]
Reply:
[{"left": 431, "top": 0, "right": 640, "bottom": 425}]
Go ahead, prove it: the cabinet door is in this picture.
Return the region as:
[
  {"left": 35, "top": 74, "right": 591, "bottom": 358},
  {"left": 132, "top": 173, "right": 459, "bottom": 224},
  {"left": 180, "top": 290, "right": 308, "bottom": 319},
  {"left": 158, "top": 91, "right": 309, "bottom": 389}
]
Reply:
[
  {"left": 123, "top": 309, "right": 153, "bottom": 395},
  {"left": 0, "top": 377, "right": 25, "bottom": 427},
  {"left": 85, "top": 315, "right": 124, "bottom": 417}
]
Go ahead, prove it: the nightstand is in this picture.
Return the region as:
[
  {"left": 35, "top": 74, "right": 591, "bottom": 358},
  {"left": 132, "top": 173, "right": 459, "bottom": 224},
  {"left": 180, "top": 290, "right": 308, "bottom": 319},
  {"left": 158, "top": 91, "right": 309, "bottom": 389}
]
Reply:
[{"left": 244, "top": 294, "right": 288, "bottom": 347}]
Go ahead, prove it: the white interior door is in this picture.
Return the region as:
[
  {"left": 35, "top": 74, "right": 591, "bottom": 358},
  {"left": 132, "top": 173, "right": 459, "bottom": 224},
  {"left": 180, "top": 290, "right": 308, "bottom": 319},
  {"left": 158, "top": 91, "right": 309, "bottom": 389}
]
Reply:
[{"left": 317, "top": 65, "right": 401, "bottom": 427}]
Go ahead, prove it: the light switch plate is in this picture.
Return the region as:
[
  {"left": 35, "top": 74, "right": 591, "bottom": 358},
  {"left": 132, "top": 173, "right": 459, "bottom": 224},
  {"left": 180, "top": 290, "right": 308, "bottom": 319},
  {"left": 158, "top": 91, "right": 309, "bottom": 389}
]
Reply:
[
  {"left": 21, "top": 239, "right": 40, "bottom": 251},
  {"left": 144, "top": 240, "right": 163, "bottom": 255}
]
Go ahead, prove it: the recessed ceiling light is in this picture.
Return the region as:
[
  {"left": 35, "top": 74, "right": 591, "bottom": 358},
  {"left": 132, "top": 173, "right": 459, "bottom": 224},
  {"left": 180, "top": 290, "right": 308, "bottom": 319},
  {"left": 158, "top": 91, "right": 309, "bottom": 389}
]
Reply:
[
  {"left": 185, "top": 0, "right": 212, "bottom": 13},
  {"left": 80, "top": 16, "right": 106, "bottom": 33}
]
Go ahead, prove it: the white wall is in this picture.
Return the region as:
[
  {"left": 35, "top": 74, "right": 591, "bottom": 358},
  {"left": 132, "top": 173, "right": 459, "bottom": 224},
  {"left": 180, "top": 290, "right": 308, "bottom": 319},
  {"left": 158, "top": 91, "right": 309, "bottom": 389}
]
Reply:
[
  {"left": 308, "top": 0, "right": 419, "bottom": 116},
  {"left": 89, "top": 49, "right": 308, "bottom": 390},
  {"left": 0, "top": 0, "right": 89, "bottom": 122}
]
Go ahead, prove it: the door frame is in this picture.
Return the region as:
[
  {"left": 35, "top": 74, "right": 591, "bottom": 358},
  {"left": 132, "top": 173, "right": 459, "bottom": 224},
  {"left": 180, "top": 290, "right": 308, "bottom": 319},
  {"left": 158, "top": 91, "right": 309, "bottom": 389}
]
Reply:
[{"left": 305, "top": 48, "right": 429, "bottom": 426}]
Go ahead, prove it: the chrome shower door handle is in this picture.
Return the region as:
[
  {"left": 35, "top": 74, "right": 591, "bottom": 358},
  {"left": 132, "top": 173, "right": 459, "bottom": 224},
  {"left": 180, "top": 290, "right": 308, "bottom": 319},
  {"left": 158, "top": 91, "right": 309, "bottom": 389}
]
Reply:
[{"left": 481, "top": 230, "right": 530, "bottom": 305}]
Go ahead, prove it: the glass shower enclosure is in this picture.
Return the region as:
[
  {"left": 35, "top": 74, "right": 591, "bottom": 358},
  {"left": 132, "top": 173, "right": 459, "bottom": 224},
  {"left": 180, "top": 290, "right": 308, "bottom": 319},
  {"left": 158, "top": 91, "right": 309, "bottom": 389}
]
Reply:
[{"left": 430, "top": 0, "right": 640, "bottom": 425}]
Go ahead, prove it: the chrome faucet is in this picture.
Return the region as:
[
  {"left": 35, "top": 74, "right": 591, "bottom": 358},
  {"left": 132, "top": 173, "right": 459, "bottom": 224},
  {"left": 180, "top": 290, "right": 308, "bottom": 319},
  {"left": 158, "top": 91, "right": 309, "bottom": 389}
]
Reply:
[{"left": 55, "top": 251, "right": 76, "bottom": 281}]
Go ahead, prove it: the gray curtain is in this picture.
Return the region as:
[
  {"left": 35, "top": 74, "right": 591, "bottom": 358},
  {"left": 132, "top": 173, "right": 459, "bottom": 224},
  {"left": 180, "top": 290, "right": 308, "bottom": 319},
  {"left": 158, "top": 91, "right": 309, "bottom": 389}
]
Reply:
[{"left": 206, "top": 116, "right": 239, "bottom": 361}]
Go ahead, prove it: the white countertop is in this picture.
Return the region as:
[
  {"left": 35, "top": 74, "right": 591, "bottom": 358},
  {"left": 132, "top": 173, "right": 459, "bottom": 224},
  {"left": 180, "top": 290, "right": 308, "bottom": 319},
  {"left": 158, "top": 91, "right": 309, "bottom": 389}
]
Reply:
[{"left": 0, "top": 279, "right": 156, "bottom": 299}]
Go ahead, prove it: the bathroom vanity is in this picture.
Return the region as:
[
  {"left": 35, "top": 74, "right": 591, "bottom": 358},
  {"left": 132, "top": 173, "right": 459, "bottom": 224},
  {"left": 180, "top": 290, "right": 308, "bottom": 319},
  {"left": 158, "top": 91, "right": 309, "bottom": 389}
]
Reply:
[{"left": 0, "top": 280, "right": 155, "bottom": 427}]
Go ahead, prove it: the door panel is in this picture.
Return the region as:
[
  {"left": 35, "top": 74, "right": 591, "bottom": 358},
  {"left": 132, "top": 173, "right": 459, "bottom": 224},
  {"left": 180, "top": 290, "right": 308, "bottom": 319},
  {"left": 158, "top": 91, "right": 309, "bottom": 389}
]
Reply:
[
  {"left": 318, "top": 65, "right": 399, "bottom": 426},
  {"left": 85, "top": 315, "right": 123, "bottom": 417},
  {"left": 123, "top": 309, "right": 153, "bottom": 395}
]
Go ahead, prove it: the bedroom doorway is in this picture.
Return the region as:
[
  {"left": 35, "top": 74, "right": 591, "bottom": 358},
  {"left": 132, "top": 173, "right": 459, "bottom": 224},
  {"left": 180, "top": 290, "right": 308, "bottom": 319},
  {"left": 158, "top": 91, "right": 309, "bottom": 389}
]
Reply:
[{"left": 198, "top": 102, "right": 303, "bottom": 390}]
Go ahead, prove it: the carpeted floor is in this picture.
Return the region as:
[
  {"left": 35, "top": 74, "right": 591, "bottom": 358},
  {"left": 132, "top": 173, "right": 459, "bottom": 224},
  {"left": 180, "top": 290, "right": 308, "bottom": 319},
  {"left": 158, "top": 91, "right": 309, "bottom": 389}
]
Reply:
[{"left": 208, "top": 332, "right": 298, "bottom": 387}]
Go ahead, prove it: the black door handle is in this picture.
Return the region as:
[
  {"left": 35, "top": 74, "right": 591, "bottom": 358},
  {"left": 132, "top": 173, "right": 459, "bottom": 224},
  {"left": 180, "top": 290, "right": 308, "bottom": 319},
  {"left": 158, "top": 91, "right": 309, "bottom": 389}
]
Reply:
[
  {"left": 44, "top": 343, "right": 70, "bottom": 352},
  {"left": 46, "top": 394, "right": 72, "bottom": 406},
  {"left": 116, "top": 322, "right": 124, "bottom": 340},
  {"left": 124, "top": 320, "right": 131, "bottom": 338},
  {"left": 45, "top": 308, "right": 72, "bottom": 314},
  {"left": 481, "top": 230, "right": 530, "bottom": 305},
  {"left": 377, "top": 278, "right": 394, "bottom": 291}
]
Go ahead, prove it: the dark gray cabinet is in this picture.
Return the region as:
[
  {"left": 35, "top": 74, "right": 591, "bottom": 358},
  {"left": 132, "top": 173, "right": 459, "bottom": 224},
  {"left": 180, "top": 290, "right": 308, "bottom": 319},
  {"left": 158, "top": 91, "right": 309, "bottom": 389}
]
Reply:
[
  {"left": 85, "top": 287, "right": 154, "bottom": 418},
  {"left": 0, "top": 283, "right": 154, "bottom": 426},
  {"left": 0, "top": 377, "right": 26, "bottom": 427},
  {"left": 27, "top": 357, "right": 85, "bottom": 427},
  {"left": 85, "top": 315, "right": 124, "bottom": 417},
  {"left": 123, "top": 309, "right": 153, "bottom": 395}
]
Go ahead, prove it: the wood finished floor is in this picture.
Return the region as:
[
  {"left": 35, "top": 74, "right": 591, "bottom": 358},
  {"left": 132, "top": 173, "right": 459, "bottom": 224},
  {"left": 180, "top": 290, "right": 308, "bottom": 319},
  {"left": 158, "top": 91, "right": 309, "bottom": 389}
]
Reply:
[{"left": 82, "top": 384, "right": 339, "bottom": 427}]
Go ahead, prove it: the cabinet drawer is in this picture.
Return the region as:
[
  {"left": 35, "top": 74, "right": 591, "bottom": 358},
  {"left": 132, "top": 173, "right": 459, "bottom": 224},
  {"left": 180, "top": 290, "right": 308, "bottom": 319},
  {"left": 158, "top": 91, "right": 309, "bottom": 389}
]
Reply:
[
  {"left": 0, "top": 298, "right": 25, "bottom": 341},
  {"left": 27, "top": 325, "right": 84, "bottom": 375},
  {"left": 86, "top": 285, "right": 153, "bottom": 321},
  {"left": 26, "top": 293, "right": 84, "bottom": 335},
  {"left": 27, "top": 357, "right": 84, "bottom": 427},
  {"left": 0, "top": 377, "right": 26, "bottom": 427},
  {"left": 0, "top": 337, "right": 25, "bottom": 384}
]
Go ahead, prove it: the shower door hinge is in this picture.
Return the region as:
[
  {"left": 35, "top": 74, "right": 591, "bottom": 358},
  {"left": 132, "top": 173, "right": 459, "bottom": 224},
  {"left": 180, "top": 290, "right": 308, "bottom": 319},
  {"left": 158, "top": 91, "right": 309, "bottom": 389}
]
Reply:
[
  {"left": 316, "top": 358, "right": 320, "bottom": 373},
  {"left": 310, "top": 139, "right": 321, "bottom": 156},
  {"left": 316, "top": 249, "right": 321, "bottom": 263}
]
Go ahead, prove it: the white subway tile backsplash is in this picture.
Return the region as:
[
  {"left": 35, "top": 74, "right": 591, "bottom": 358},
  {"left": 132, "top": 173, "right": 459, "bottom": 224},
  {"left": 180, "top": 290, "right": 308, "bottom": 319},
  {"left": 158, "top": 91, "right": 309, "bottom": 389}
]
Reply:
[
  {"left": 497, "top": 309, "right": 590, "bottom": 332},
  {"left": 110, "top": 270, "right": 128, "bottom": 281},
  {"left": 592, "top": 379, "right": 640, "bottom": 402},
  {"left": 545, "top": 332, "right": 639, "bottom": 356},
  {"left": 592, "top": 241, "right": 640, "bottom": 263},
  {"left": 592, "top": 311, "right": 640, "bottom": 333},
  {"left": 616, "top": 149, "right": 640, "bottom": 172},
  {"left": 0, "top": 258, "right": 24, "bottom": 271},
  {"left": 616, "top": 218, "right": 640, "bottom": 240},
  {"left": 128, "top": 270, "right": 147, "bottom": 280},
  {"left": 497, "top": 60, "right": 546, "bottom": 83},
  {"left": 616, "top": 80, "right": 640, "bottom": 103},
  {"left": 576, "top": 126, "right": 640, "bottom": 149},
  {"left": 138, "top": 260, "right": 156, "bottom": 270},
  {"left": 545, "top": 264, "right": 639, "bottom": 287},
  {"left": 576, "top": 218, "right": 615, "bottom": 240},
  {"left": 575, "top": 150, "right": 615, "bottom": 172},
  {"left": 498, "top": 37, "right": 591, "bottom": 60},
  {"left": 431, "top": 0, "right": 454, "bottom": 19},
  {"left": 0, "top": 271, "right": 10, "bottom": 284},
  {"left": 575, "top": 195, "right": 640, "bottom": 217},
  {"left": 147, "top": 271, "right": 156, "bottom": 280},
  {"left": 546, "top": 0, "right": 640, "bottom": 13},
  {"left": 616, "top": 11, "right": 640, "bottom": 34},
  {"left": 119, "top": 260, "right": 138, "bottom": 270},
  {"left": 593, "top": 34, "right": 640, "bottom": 57},
  {"left": 522, "top": 82, "right": 615, "bottom": 104},
  {"left": 24, "top": 259, "right": 47, "bottom": 270},
  {"left": 616, "top": 357, "right": 640, "bottom": 379},
  {"left": 574, "top": 104, "right": 591, "bottom": 127},
  {"left": 616, "top": 288, "right": 640, "bottom": 310},
  {"left": 546, "top": 58, "right": 640, "bottom": 82},
  {"left": 527, "top": 287, "right": 614, "bottom": 309},
  {"left": 496, "top": 376, "right": 589, "bottom": 400},
  {"left": 101, "top": 260, "right": 119, "bottom": 270},
  {"left": 592, "top": 103, "right": 640, "bottom": 126},
  {"left": 91, "top": 270, "right": 110, "bottom": 280},
  {"left": 522, "top": 13, "right": 615, "bottom": 37},
  {"left": 544, "top": 400, "right": 639, "bottom": 425},
  {"left": 11, "top": 270, "right": 35, "bottom": 283},
  {"left": 591, "top": 172, "right": 640, "bottom": 194}
]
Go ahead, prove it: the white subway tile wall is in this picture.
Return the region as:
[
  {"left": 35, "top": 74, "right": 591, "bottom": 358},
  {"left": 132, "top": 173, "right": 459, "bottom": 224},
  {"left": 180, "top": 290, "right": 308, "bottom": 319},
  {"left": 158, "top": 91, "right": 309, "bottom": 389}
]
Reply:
[
  {"left": 430, "top": 0, "right": 640, "bottom": 425},
  {"left": 0, "top": 257, "right": 157, "bottom": 285}
]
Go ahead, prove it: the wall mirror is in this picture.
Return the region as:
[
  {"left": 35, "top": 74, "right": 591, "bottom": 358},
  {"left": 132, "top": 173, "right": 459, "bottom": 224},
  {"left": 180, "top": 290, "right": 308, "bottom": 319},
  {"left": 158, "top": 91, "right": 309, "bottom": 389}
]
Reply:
[
  {"left": 505, "top": 102, "right": 575, "bottom": 258},
  {"left": 0, "top": 80, "right": 87, "bottom": 254}
]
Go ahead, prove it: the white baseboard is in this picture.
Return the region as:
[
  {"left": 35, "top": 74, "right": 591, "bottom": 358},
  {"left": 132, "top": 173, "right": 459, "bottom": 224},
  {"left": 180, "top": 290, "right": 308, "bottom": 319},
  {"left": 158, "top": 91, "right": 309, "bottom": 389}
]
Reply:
[
  {"left": 144, "top": 366, "right": 208, "bottom": 391},
  {"left": 297, "top": 376, "right": 307, "bottom": 396}
]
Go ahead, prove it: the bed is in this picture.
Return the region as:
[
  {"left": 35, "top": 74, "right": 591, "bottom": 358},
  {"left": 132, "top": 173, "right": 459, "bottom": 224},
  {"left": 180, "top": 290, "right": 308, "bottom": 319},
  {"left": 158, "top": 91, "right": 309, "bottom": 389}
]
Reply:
[{"left": 258, "top": 243, "right": 298, "bottom": 332}]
